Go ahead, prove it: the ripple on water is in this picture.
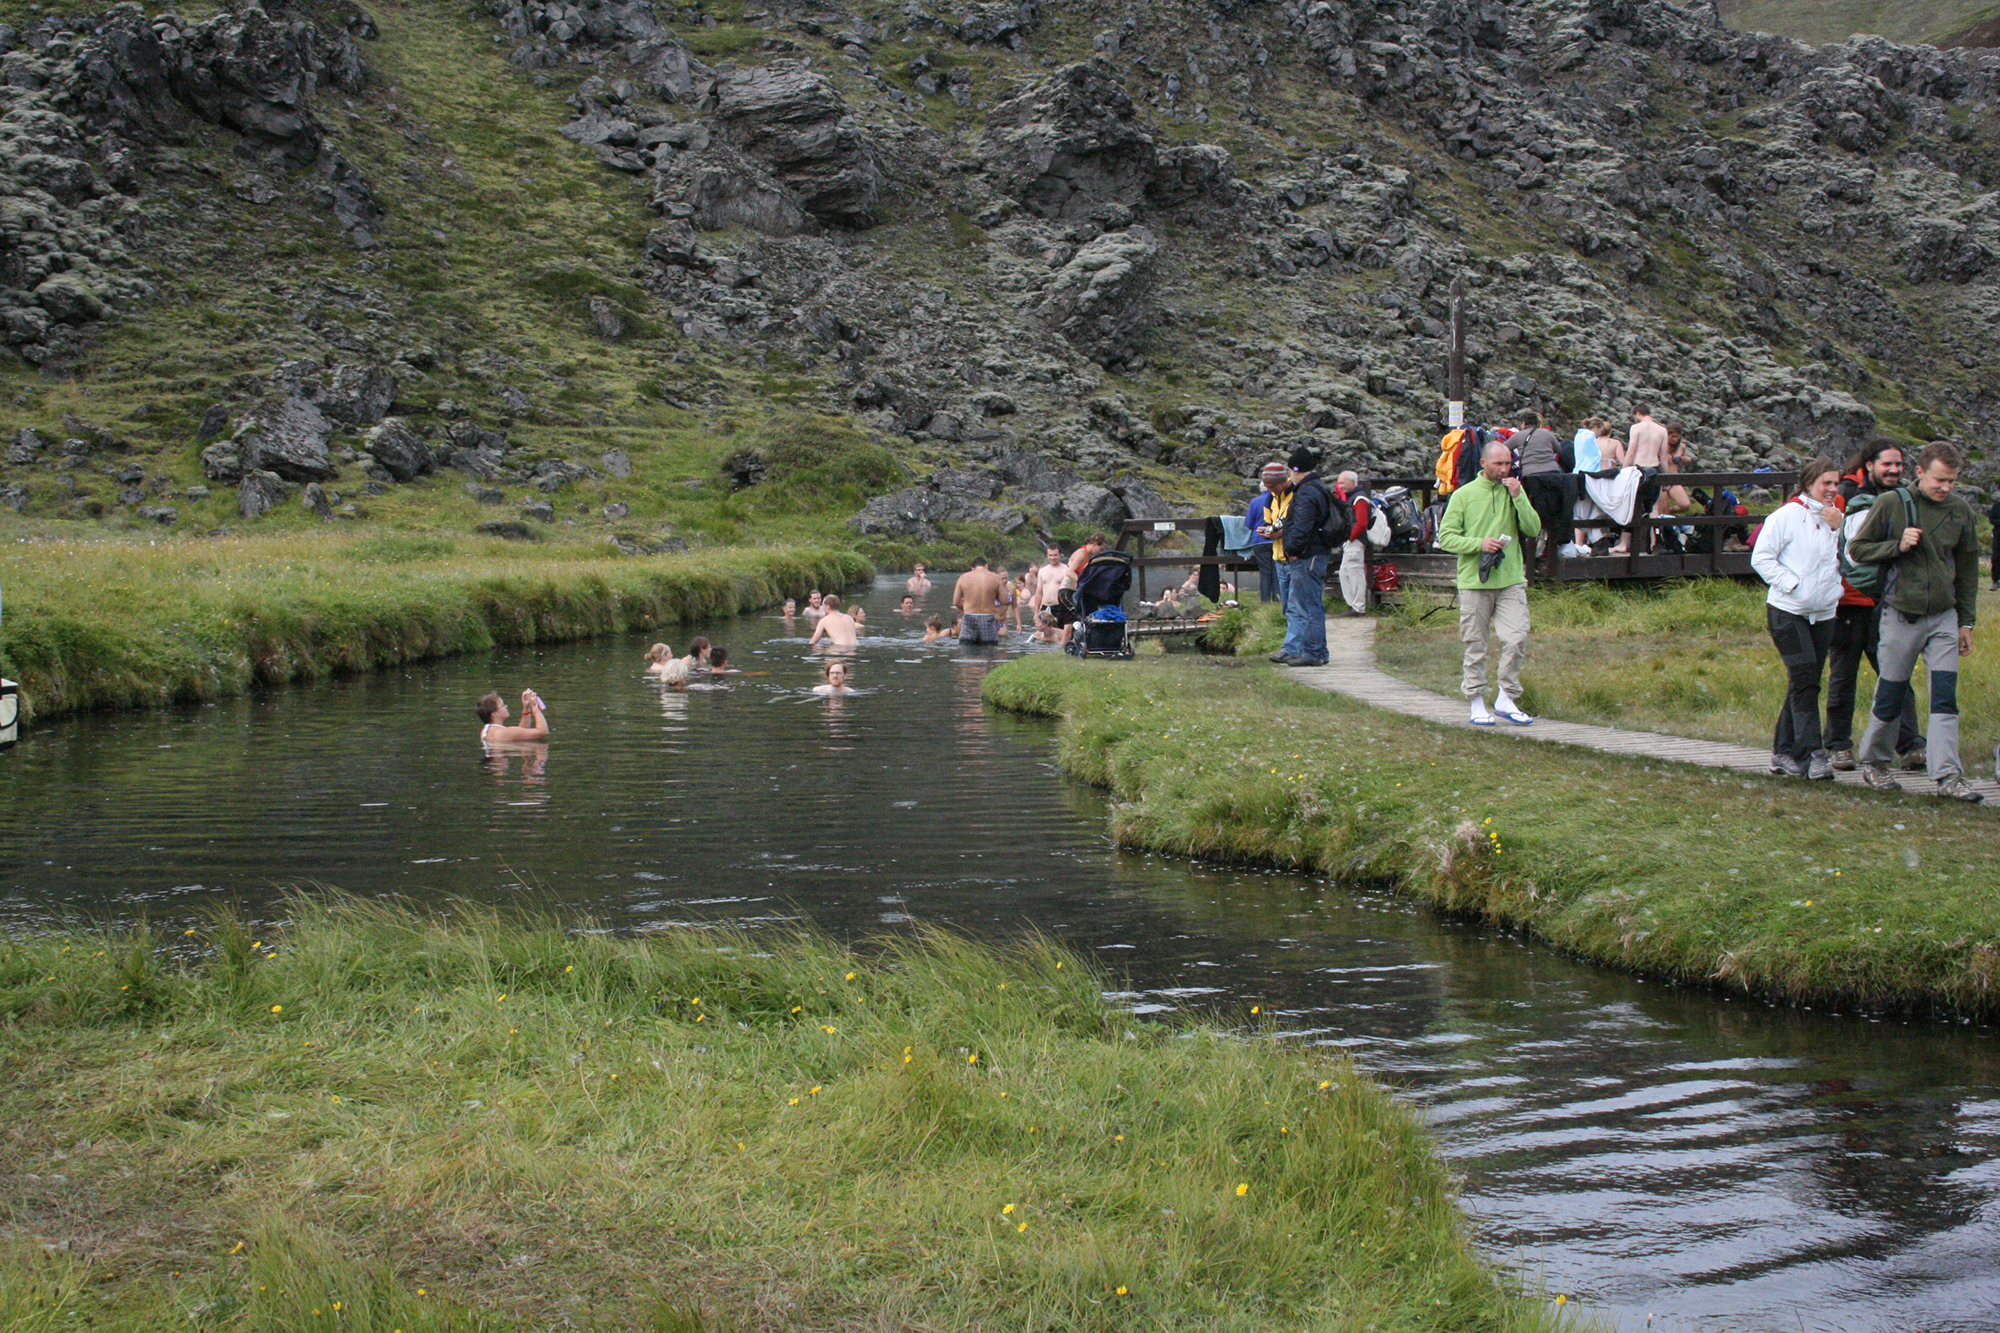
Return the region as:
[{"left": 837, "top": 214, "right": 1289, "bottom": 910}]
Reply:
[{"left": 5, "top": 574, "right": 2000, "bottom": 1332}]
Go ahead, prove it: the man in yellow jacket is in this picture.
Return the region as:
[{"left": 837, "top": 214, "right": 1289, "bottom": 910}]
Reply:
[{"left": 1435, "top": 440, "right": 1543, "bottom": 726}]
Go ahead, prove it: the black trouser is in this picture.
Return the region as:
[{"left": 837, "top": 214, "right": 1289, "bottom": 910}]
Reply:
[
  {"left": 1991, "top": 533, "right": 2000, "bottom": 587},
  {"left": 1767, "top": 606, "right": 1833, "bottom": 762},
  {"left": 1253, "top": 544, "right": 1279, "bottom": 602},
  {"left": 1824, "top": 602, "right": 1923, "bottom": 754}
]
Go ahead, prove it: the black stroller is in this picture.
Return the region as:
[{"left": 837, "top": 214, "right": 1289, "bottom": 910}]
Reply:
[{"left": 1057, "top": 548, "right": 1136, "bottom": 659}]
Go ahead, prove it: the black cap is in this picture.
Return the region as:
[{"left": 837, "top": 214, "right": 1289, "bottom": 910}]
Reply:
[{"left": 1287, "top": 445, "right": 1318, "bottom": 472}]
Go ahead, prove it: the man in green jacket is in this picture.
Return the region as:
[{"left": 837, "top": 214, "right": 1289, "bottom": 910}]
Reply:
[
  {"left": 1848, "top": 441, "right": 1982, "bottom": 801},
  {"left": 1436, "top": 440, "right": 1544, "bottom": 726}
]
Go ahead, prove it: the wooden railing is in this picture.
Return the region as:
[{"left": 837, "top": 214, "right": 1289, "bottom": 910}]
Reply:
[{"left": 1119, "top": 470, "right": 1794, "bottom": 595}]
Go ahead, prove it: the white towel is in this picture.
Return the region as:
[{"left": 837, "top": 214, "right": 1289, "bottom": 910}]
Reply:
[{"left": 1574, "top": 467, "right": 1642, "bottom": 527}]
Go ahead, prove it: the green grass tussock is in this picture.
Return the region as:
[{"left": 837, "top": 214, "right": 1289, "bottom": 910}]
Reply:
[
  {"left": 0, "top": 536, "right": 869, "bottom": 721},
  {"left": 983, "top": 652, "right": 2000, "bottom": 1017},
  {"left": 1375, "top": 579, "right": 1999, "bottom": 761},
  {"left": 0, "top": 895, "right": 1562, "bottom": 1333}
]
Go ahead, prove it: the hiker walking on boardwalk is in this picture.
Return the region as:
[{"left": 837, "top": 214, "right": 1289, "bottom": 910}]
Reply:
[
  {"left": 1751, "top": 457, "right": 1844, "bottom": 780},
  {"left": 1275, "top": 446, "right": 1335, "bottom": 667},
  {"left": 1848, "top": 442, "right": 1983, "bottom": 802},
  {"left": 1436, "top": 440, "right": 1542, "bottom": 726},
  {"left": 1826, "top": 439, "right": 1925, "bottom": 771}
]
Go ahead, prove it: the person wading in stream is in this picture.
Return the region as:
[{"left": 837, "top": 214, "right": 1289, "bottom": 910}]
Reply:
[
  {"left": 952, "top": 557, "right": 1007, "bottom": 644},
  {"left": 477, "top": 688, "right": 549, "bottom": 743}
]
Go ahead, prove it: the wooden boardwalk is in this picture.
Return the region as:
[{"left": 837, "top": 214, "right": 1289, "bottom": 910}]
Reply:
[{"left": 1285, "top": 617, "right": 2000, "bottom": 805}]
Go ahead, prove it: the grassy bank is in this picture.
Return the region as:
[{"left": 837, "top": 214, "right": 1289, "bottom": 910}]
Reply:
[
  {"left": 1374, "top": 580, "right": 2000, "bottom": 764},
  {"left": 982, "top": 652, "right": 2000, "bottom": 1016},
  {"left": 0, "top": 536, "right": 869, "bottom": 722},
  {"left": 0, "top": 897, "right": 1561, "bottom": 1333}
]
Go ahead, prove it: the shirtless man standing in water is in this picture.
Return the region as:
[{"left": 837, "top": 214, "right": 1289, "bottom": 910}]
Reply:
[
  {"left": 1033, "top": 544, "right": 1069, "bottom": 606},
  {"left": 952, "top": 557, "right": 1007, "bottom": 644},
  {"left": 808, "top": 594, "right": 860, "bottom": 646}
]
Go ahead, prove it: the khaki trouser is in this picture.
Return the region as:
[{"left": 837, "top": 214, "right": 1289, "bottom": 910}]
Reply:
[
  {"left": 1338, "top": 540, "right": 1368, "bottom": 614},
  {"left": 1459, "top": 583, "right": 1529, "bottom": 702}
]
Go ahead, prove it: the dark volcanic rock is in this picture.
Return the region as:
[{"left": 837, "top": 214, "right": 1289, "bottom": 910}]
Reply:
[
  {"left": 710, "top": 65, "right": 883, "bottom": 228},
  {"left": 1021, "top": 228, "right": 1159, "bottom": 368},
  {"left": 236, "top": 469, "right": 291, "bottom": 518},
  {"left": 362, "top": 418, "right": 432, "bottom": 481},
  {"left": 234, "top": 396, "right": 337, "bottom": 482},
  {"left": 981, "top": 59, "right": 1234, "bottom": 220}
]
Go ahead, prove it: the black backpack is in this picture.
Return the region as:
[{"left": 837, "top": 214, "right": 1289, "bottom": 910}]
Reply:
[{"left": 1316, "top": 483, "right": 1356, "bottom": 547}]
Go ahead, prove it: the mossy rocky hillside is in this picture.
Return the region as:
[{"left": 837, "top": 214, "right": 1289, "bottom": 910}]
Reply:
[{"left": 6, "top": 0, "right": 2000, "bottom": 552}]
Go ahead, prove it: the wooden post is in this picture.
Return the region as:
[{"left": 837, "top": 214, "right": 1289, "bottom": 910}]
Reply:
[{"left": 1446, "top": 277, "right": 1466, "bottom": 431}]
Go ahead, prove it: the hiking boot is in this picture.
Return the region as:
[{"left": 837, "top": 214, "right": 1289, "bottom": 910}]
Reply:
[
  {"left": 1770, "top": 751, "right": 1806, "bottom": 779},
  {"left": 1859, "top": 764, "right": 1902, "bottom": 793},
  {"left": 1897, "top": 748, "right": 1928, "bottom": 772},
  {"left": 1268, "top": 651, "right": 1292, "bottom": 663},
  {"left": 1937, "top": 775, "right": 1985, "bottom": 804},
  {"left": 1807, "top": 750, "right": 1834, "bottom": 781},
  {"left": 1828, "top": 748, "right": 1856, "bottom": 771}
]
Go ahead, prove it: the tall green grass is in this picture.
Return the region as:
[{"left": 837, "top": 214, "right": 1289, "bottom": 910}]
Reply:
[
  {"left": 0, "top": 536, "right": 869, "bottom": 721},
  {"left": 0, "top": 896, "right": 1563, "bottom": 1333},
  {"left": 984, "top": 652, "right": 2000, "bottom": 1016}
]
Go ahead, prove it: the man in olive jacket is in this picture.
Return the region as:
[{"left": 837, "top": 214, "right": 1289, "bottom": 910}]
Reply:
[
  {"left": 1435, "top": 440, "right": 1543, "bottom": 726},
  {"left": 1848, "top": 441, "right": 1982, "bottom": 801}
]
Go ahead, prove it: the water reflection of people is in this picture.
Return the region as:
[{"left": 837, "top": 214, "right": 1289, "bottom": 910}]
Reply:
[
  {"left": 813, "top": 660, "right": 852, "bottom": 694},
  {"left": 477, "top": 688, "right": 549, "bottom": 742}
]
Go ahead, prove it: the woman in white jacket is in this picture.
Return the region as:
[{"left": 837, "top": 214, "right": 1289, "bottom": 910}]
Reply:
[{"left": 1751, "top": 457, "right": 1844, "bottom": 779}]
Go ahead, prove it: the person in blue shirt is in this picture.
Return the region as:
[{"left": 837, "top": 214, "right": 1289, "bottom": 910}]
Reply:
[{"left": 1244, "top": 461, "right": 1289, "bottom": 603}]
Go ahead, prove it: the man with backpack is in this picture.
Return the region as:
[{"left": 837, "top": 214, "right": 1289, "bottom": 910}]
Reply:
[
  {"left": 1436, "top": 440, "right": 1543, "bottom": 725},
  {"left": 1274, "top": 445, "right": 1338, "bottom": 667},
  {"left": 1826, "top": 439, "right": 1924, "bottom": 771},
  {"left": 1847, "top": 441, "right": 1983, "bottom": 802}
]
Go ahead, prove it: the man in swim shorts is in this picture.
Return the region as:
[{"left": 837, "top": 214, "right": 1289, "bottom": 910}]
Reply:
[{"left": 952, "top": 557, "right": 1006, "bottom": 643}]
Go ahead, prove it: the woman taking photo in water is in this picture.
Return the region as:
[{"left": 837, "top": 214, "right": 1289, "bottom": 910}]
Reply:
[
  {"left": 1751, "top": 456, "right": 1844, "bottom": 780},
  {"left": 477, "top": 688, "right": 549, "bottom": 742}
]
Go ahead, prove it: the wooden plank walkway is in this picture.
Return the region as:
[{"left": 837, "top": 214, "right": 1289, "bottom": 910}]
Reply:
[{"left": 1285, "top": 617, "right": 2000, "bottom": 806}]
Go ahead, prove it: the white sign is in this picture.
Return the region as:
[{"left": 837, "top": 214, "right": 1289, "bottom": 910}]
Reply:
[
  {"left": 1446, "top": 400, "right": 1465, "bottom": 429},
  {"left": 1153, "top": 521, "right": 1175, "bottom": 531}
]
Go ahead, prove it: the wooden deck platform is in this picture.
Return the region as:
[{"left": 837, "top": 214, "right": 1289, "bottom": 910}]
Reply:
[{"left": 1118, "top": 470, "right": 1782, "bottom": 598}]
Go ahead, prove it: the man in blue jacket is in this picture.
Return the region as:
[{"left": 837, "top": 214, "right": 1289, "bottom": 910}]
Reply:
[
  {"left": 1277, "top": 446, "right": 1336, "bottom": 667},
  {"left": 1436, "top": 440, "right": 1543, "bottom": 725}
]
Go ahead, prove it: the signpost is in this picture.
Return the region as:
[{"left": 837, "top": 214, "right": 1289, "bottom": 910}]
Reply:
[{"left": 1446, "top": 276, "right": 1467, "bottom": 430}]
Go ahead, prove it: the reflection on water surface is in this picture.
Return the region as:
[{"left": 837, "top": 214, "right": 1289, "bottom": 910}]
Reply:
[{"left": 5, "top": 576, "right": 1998, "bottom": 1332}]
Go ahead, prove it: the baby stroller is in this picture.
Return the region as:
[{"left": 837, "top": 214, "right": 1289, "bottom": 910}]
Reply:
[{"left": 1064, "top": 548, "right": 1136, "bottom": 659}]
